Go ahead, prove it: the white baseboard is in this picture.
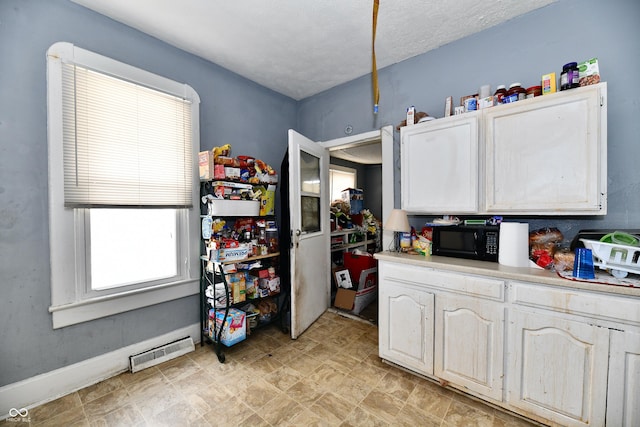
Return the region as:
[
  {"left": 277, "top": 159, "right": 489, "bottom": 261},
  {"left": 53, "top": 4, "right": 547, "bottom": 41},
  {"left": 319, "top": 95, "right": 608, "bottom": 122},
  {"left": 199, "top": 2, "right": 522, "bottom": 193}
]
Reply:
[{"left": 0, "top": 323, "right": 200, "bottom": 419}]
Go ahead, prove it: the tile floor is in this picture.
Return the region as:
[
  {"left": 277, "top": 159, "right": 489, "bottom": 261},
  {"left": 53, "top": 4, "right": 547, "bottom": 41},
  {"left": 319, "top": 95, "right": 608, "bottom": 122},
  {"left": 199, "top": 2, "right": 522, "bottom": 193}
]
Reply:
[{"left": 4, "top": 311, "right": 540, "bottom": 426}]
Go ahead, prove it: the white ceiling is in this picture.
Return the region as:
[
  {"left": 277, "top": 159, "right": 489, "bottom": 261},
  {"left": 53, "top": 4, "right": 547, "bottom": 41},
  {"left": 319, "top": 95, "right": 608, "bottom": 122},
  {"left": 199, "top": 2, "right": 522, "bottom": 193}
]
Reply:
[{"left": 71, "top": 0, "right": 555, "bottom": 101}]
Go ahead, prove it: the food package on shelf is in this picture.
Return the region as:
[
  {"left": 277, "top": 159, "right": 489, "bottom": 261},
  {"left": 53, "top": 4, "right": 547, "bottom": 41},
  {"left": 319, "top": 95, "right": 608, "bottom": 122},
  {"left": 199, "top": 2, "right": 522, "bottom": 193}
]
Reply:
[
  {"left": 254, "top": 184, "right": 276, "bottom": 216},
  {"left": 256, "top": 298, "right": 278, "bottom": 324},
  {"left": 259, "top": 276, "right": 280, "bottom": 295},
  {"left": 208, "top": 308, "right": 246, "bottom": 347},
  {"left": 341, "top": 188, "right": 364, "bottom": 215},
  {"left": 199, "top": 151, "right": 214, "bottom": 180},
  {"left": 578, "top": 58, "right": 600, "bottom": 86},
  {"left": 225, "top": 272, "right": 246, "bottom": 304}
]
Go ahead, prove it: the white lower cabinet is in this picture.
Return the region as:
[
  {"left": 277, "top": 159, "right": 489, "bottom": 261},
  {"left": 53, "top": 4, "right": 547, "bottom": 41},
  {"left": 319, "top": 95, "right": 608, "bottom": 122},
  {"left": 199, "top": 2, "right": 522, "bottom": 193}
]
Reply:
[
  {"left": 607, "top": 330, "right": 640, "bottom": 427},
  {"left": 434, "top": 294, "right": 504, "bottom": 401},
  {"left": 378, "top": 275, "right": 434, "bottom": 375},
  {"left": 377, "top": 256, "right": 640, "bottom": 427},
  {"left": 506, "top": 309, "right": 609, "bottom": 427}
]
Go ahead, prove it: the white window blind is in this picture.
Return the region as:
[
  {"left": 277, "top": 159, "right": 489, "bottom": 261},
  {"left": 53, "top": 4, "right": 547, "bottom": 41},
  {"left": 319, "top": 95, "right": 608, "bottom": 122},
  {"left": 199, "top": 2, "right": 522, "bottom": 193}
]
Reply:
[{"left": 62, "top": 63, "right": 193, "bottom": 207}]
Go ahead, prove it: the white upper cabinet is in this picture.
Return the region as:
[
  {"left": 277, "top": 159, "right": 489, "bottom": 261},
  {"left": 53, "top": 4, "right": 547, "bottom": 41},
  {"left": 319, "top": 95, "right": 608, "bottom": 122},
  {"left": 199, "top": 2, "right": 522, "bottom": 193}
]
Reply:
[
  {"left": 484, "top": 83, "right": 607, "bottom": 214},
  {"left": 400, "top": 83, "right": 607, "bottom": 215},
  {"left": 401, "top": 114, "right": 479, "bottom": 214}
]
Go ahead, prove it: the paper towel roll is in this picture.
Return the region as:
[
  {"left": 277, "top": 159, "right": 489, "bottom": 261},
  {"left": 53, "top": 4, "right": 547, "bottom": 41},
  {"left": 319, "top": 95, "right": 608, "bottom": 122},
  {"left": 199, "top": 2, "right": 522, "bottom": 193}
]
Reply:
[{"left": 499, "top": 222, "right": 530, "bottom": 267}]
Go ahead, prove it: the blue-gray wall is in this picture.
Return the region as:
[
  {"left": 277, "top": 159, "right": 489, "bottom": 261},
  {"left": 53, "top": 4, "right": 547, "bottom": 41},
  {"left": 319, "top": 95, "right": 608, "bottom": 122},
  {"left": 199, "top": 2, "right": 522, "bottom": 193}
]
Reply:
[
  {"left": 0, "top": 0, "right": 296, "bottom": 387},
  {"left": 299, "top": 0, "right": 640, "bottom": 242},
  {"left": 2, "top": 0, "right": 639, "bottom": 393}
]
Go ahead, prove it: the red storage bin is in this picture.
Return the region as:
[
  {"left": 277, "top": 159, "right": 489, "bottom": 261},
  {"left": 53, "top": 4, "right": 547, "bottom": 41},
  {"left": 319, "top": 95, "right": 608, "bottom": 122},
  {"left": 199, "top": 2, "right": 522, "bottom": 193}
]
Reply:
[{"left": 343, "top": 252, "right": 377, "bottom": 284}]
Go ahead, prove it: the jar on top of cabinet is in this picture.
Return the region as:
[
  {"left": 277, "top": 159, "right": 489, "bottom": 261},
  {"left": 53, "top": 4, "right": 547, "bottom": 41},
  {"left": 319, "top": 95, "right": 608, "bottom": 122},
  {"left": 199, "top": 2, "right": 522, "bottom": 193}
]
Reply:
[
  {"left": 526, "top": 85, "right": 542, "bottom": 98},
  {"left": 504, "top": 83, "right": 526, "bottom": 103},
  {"left": 560, "top": 62, "right": 580, "bottom": 90},
  {"left": 494, "top": 85, "right": 507, "bottom": 104}
]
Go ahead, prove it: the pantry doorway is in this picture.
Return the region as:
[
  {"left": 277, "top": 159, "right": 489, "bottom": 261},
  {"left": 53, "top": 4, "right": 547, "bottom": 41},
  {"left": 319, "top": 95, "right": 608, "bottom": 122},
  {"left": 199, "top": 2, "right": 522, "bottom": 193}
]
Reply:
[{"left": 285, "top": 126, "right": 393, "bottom": 338}]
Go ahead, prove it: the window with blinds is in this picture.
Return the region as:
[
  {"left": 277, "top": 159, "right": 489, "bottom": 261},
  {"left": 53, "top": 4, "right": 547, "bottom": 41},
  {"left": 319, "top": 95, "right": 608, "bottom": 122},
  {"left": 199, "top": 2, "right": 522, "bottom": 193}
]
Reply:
[
  {"left": 61, "top": 63, "right": 193, "bottom": 208},
  {"left": 47, "top": 42, "right": 201, "bottom": 328}
]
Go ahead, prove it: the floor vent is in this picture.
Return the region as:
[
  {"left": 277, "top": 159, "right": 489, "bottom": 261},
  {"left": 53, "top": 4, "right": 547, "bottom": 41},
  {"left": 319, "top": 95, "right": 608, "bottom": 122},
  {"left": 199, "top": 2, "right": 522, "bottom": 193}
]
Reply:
[{"left": 129, "top": 336, "right": 194, "bottom": 373}]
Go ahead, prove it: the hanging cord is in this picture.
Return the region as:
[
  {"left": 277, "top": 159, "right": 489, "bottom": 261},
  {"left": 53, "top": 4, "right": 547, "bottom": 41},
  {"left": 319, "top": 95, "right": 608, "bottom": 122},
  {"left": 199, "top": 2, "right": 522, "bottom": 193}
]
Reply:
[{"left": 371, "top": 0, "right": 380, "bottom": 114}]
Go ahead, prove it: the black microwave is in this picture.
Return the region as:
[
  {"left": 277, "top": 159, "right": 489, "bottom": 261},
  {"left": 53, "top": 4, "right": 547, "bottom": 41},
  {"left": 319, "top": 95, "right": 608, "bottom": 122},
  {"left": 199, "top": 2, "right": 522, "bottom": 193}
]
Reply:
[{"left": 432, "top": 225, "right": 500, "bottom": 262}]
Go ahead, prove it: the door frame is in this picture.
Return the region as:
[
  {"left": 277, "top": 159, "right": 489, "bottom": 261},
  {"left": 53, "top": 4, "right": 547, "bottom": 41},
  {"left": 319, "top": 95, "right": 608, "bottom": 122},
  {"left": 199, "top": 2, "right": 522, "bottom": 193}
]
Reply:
[{"left": 319, "top": 125, "right": 394, "bottom": 251}]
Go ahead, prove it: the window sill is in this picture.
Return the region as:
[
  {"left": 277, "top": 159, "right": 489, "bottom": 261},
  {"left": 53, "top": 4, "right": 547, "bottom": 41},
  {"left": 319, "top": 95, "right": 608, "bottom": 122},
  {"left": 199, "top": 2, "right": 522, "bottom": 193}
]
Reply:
[{"left": 49, "top": 278, "right": 198, "bottom": 329}]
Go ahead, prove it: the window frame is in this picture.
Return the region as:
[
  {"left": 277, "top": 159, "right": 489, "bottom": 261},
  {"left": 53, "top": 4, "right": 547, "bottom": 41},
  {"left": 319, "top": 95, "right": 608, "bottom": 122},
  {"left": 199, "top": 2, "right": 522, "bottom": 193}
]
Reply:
[
  {"left": 329, "top": 164, "right": 357, "bottom": 202},
  {"left": 47, "top": 42, "right": 201, "bottom": 329}
]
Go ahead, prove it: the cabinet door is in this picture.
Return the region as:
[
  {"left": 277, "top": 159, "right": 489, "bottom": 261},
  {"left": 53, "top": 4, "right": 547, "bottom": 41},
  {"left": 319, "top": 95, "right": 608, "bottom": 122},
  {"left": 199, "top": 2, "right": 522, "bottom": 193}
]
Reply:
[
  {"left": 379, "top": 279, "right": 434, "bottom": 375},
  {"left": 607, "top": 330, "right": 640, "bottom": 427},
  {"left": 484, "top": 83, "right": 606, "bottom": 214},
  {"left": 401, "top": 114, "right": 479, "bottom": 214},
  {"left": 434, "top": 294, "right": 504, "bottom": 401},
  {"left": 506, "top": 309, "right": 609, "bottom": 427}
]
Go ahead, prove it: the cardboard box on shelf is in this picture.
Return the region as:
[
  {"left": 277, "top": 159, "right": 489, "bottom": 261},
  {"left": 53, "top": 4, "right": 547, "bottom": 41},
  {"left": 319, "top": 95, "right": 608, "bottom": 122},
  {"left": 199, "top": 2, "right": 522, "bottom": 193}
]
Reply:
[
  {"left": 578, "top": 57, "right": 600, "bottom": 86},
  {"left": 259, "top": 276, "right": 281, "bottom": 295},
  {"left": 224, "top": 167, "right": 241, "bottom": 179},
  {"left": 245, "top": 275, "right": 259, "bottom": 299},
  {"left": 341, "top": 188, "right": 364, "bottom": 215},
  {"left": 210, "top": 246, "right": 250, "bottom": 262},
  {"left": 214, "top": 164, "right": 225, "bottom": 180},
  {"left": 255, "top": 184, "right": 276, "bottom": 216},
  {"left": 225, "top": 272, "right": 246, "bottom": 304},
  {"left": 208, "top": 308, "right": 246, "bottom": 347},
  {"left": 250, "top": 268, "right": 270, "bottom": 279},
  {"left": 199, "top": 151, "right": 213, "bottom": 180}
]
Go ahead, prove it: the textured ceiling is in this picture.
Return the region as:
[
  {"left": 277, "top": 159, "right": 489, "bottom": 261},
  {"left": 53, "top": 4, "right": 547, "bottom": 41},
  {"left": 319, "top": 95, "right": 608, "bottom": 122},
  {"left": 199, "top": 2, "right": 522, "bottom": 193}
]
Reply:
[{"left": 71, "top": 0, "right": 555, "bottom": 101}]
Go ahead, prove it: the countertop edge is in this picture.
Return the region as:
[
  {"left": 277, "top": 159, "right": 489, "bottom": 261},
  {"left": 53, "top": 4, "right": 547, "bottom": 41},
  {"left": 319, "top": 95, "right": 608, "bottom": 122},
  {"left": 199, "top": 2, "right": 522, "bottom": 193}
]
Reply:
[{"left": 374, "top": 251, "right": 640, "bottom": 298}]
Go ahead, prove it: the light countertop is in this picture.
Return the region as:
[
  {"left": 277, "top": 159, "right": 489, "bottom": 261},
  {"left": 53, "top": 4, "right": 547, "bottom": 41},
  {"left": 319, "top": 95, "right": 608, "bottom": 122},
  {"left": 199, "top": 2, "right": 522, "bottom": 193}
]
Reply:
[{"left": 374, "top": 251, "right": 640, "bottom": 298}]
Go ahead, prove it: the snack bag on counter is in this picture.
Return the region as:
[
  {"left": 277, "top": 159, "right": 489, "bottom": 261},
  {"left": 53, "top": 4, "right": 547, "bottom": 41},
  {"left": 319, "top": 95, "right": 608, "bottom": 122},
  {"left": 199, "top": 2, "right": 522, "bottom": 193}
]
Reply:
[
  {"left": 413, "top": 236, "right": 431, "bottom": 256},
  {"left": 529, "top": 227, "right": 563, "bottom": 268},
  {"left": 553, "top": 249, "right": 575, "bottom": 271}
]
